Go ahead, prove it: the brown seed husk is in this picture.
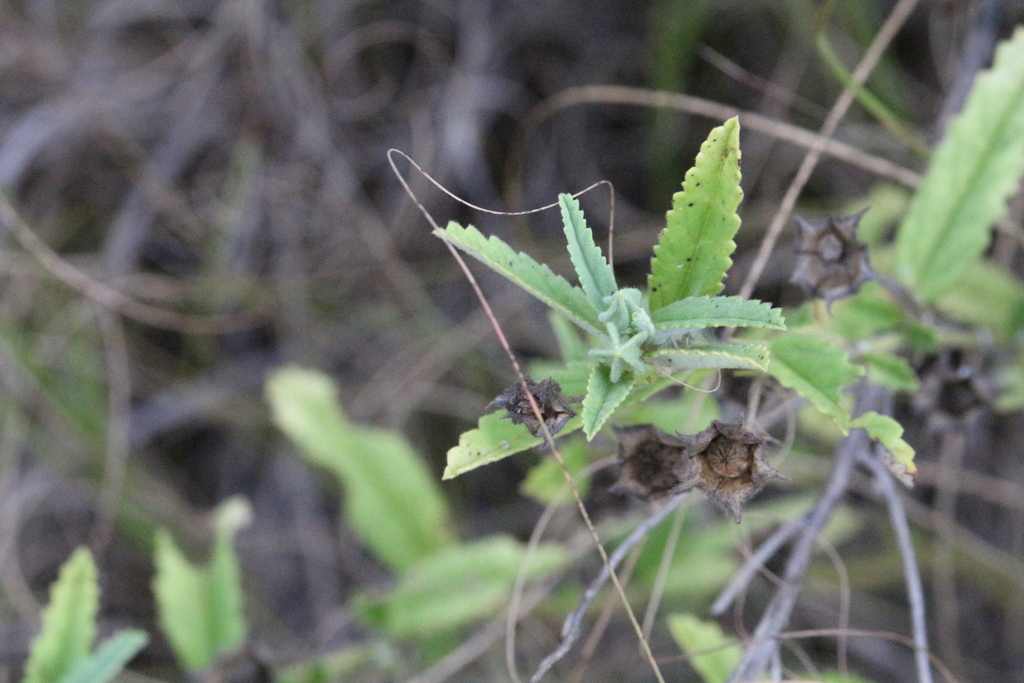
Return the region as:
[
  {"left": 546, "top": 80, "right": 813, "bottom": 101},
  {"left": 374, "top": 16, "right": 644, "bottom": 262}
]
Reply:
[
  {"left": 791, "top": 210, "right": 874, "bottom": 306},
  {"left": 487, "top": 377, "right": 576, "bottom": 437}
]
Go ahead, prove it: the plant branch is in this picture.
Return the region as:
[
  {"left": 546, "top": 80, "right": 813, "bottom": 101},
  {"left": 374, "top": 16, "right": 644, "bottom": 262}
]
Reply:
[
  {"left": 858, "top": 450, "right": 934, "bottom": 683},
  {"left": 530, "top": 492, "right": 688, "bottom": 682},
  {"left": 388, "top": 149, "right": 666, "bottom": 683},
  {"left": 710, "top": 511, "right": 810, "bottom": 616},
  {"left": 726, "top": 383, "right": 885, "bottom": 682},
  {"left": 738, "top": 0, "right": 922, "bottom": 302}
]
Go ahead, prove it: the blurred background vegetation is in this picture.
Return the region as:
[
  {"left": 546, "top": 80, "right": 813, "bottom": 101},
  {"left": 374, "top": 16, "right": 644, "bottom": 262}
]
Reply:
[{"left": 1, "top": 1, "right": 1024, "bottom": 682}]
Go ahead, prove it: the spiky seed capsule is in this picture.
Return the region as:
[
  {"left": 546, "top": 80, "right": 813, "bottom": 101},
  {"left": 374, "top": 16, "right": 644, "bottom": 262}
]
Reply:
[
  {"left": 790, "top": 210, "right": 874, "bottom": 307},
  {"left": 487, "top": 377, "right": 576, "bottom": 437}
]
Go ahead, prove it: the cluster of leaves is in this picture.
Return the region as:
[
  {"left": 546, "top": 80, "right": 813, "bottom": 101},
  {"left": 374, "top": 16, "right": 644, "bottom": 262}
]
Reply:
[
  {"left": 22, "top": 25, "right": 1024, "bottom": 683},
  {"left": 265, "top": 367, "right": 570, "bottom": 675},
  {"left": 22, "top": 549, "right": 147, "bottom": 683},
  {"left": 23, "top": 501, "right": 251, "bottom": 683},
  {"left": 441, "top": 119, "right": 782, "bottom": 449},
  {"left": 439, "top": 116, "right": 915, "bottom": 489}
]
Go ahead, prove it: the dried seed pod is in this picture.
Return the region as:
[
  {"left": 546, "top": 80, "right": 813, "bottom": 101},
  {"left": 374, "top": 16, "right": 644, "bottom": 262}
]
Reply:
[
  {"left": 791, "top": 210, "right": 874, "bottom": 306},
  {"left": 487, "top": 377, "right": 576, "bottom": 437},
  {"left": 913, "top": 351, "right": 994, "bottom": 432},
  {"left": 680, "top": 421, "right": 784, "bottom": 522},
  {"left": 611, "top": 421, "right": 782, "bottom": 519},
  {"left": 610, "top": 424, "right": 700, "bottom": 499}
]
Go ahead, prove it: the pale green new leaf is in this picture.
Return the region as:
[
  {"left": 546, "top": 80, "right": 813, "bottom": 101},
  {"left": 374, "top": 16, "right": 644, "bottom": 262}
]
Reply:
[
  {"left": 769, "top": 334, "right": 864, "bottom": 433},
  {"left": 153, "top": 498, "right": 249, "bottom": 671},
  {"left": 24, "top": 548, "right": 99, "bottom": 683},
  {"left": 851, "top": 410, "right": 916, "bottom": 486},
  {"left": 356, "top": 535, "right": 569, "bottom": 637},
  {"left": 267, "top": 367, "right": 454, "bottom": 571},
  {"left": 895, "top": 27, "right": 1024, "bottom": 301},
  {"left": 548, "top": 311, "right": 589, "bottom": 362},
  {"left": 933, "top": 259, "right": 1024, "bottom": 342},
  {"left": 208, "top": 499, "right": 249, "bottom": 655},
  {"left": 521, "top": 438, "right": 591, "bottom": 503},
  {"left": 443, "top": 361, "right": 590, "bottom": 479},
  {"left": 57, "top": 630, "right": 149, "bottom": 683},
  {"left": 582, "top": 364, "right": 634, "bottom": 440},
  {"left": 859, "top": 352, "right": 920, "bottom": 393},
  {"left": 651, "top": 296, "right": 784, "bottom": 330},
  {"left": 559, "top": 193, "right": 617, "bottom": 309},
  {"left": 436, "top": 221, "right": 604, "bottom": 336},
  {"left": 443, "top": 411, "right": 579, "bottom": 480},
  {"left": 666, "top": 614, "right": 741, "bottom": 683},
  {"left": 153, "top": 531, "right": 207, "bottom": 670},
  {"left": 647, "top": 342, "right": 770, "bottom": 373},
  {"left": 648, "top": 117, "right": 743, "bottom": 310}
]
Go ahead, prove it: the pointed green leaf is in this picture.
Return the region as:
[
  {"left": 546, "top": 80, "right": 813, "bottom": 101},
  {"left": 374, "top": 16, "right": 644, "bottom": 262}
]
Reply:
[
  {"left": 57, "top": 630, "right": 149, "bottom": 683},
  {"left": 651, "top": 296, "right": 784, "bottom": 330},
  {"left": 24, "top": 548, "right": 99, "bottom": 683},
  {"left": 859, "top": 352, "right": 919, "bottom": 393},
  {"left": 436, "top": 221, "right": 604, "bottom": 336},
  {"left": 667, "top": 613, "right": 741, "bottom": 683},
  {"left": 355, "top": 535, "right": 569, "bottom": 637},
  {"left": 647, "top": 342, "right": 770, "bottom": 373},
  {"left": 851, "top": 411, "right": 916, "bottom": 486},
  {"left": 648, "top": 117, "right": 743, "bottom": 310},
  {"left": 209, "top": 499, "right": 249, "bottom": 654},
  {"left": 153, "top": 531, "right": 207, "bottom": 670},
  {"left": 443, "top": 362, "right": 590, "bottom": 479},
  {"left": 933, "top": 259, "right": 1024, "bottom": 342},
  {"left": 521, "top": 438, "right": 591, "bottom": 503},
  {"left": 267, "top": 367, "right": 453, "bottom": 570},
  {"left": 769, "top": 334, "right": 864, "bottom": 433},
  {"left": 895, "top": 27, "right": 1024, "bottom": 301},
  {"left": 582, "top": 365, "right": 635, "bottom": 440},
  {"left": 548, "top": 311, "right": 588, "bottom": 363},
  {"left": 444, "top": 411, "right": 576, "bottom": 479},
  {"left": 559, "top": 193, "right": 617, "bottom": 308},
  {"left": 153, "top": 498, "right": 249, "bottom": 671}
]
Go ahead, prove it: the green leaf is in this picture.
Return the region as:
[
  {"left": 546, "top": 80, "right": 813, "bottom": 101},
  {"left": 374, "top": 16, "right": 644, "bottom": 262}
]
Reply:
[
  {"left": 443, "top": 362, "right": 593, "bottom": 479},
  {"left": 651, "top": 296, "right": 784, "bottom": 330},
  {"left": 436, "top": 221, "right": 604, "bottom": 336},
  {"left": 647, "top": 342, "right": 770, "bottom": 373},
  {"left": 648, "top": 117, "right": 743, "bottom": 310},
  {"left": 57, "top": 631, "right": 149, "bottom": 683},
  {"left": 581, "top": 365, "right": 635, "bottom": 440},
  {"left": 153, "top": 498, "right": 249, "bottom": 671},
  {"left": 24, "top": 548, "right": 99, "bottom": 683},
  {"left": 859, "top": 352, "right": 919, "bottom": 393},
  {"left": 559, "top": 194, "right": 617, "bottom": 309},
  {"left": 666, "top": 613, "right": 741, "bottom": 683},
  {"left": 548, "top": 311, "right": 588, "bottom": 362},
  {"left": 825, "top": 281, "right": 906, "bottom": 341},
  {"left": 997, "top": 350, "right": 1024, "bottom": 412},
  {"left": 267, "top": 367, "right": 454, "bottom": 570},
  {"left": 445, "top": 411, "right": 572, "bottom": 479},
  {"left": 355, "top": 535, "right": 569, "bottom": 637},
  {"left": 521, "top": 437, "right": 591, "bottom": 504},
  {"left": 933, "top": 259, "right": 1024, "bottom": 342},
  {"left": 851, "top": 411, "right": 916, "bottom": 486},
  {"left": 894, "top": 27, "right": 1024, "bottom": 301},
  {"left": 769, "top": 334, "right": 864, "bottom": 433}
]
